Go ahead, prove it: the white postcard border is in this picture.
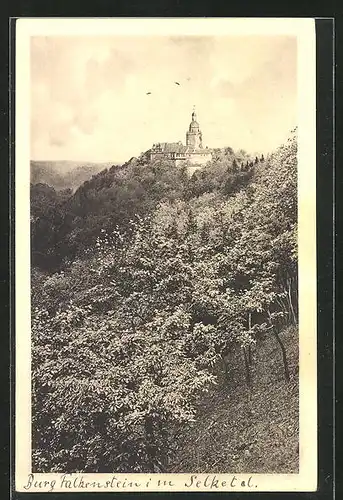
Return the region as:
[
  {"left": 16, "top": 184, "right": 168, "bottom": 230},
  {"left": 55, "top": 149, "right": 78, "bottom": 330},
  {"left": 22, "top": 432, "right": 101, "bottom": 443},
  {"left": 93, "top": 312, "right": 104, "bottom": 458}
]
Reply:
[{"left": 15, "top": 17, "right": 317, "bottom": 493}]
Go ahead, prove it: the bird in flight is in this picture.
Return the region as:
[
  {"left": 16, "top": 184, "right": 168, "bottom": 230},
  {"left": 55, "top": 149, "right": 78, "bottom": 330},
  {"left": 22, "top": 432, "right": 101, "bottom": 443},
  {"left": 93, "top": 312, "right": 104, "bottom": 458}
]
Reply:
[
  {"left": 174, "top": 81, "right": 180, "bottom": 85},
  {"left": 146, "top": 92, "right": 152, "bottom": 95}
]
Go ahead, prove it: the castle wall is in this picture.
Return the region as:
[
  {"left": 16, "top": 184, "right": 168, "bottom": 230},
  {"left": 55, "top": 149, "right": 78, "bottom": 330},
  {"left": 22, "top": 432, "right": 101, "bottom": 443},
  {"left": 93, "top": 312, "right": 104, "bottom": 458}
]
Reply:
[
  {"left": 187, "top": 152, "right": 211, "bottom": 165},
  {"left": 187, "top": 164, "right": 203, "bottom": 175},
  {"left": 149, "top": 110, "right": 211, "bottom": 173},
  {"left": 186, "top": 131, "right": 202, "bottom": 149},
  {"left": 175, "top": 152, "right": 212, "bottom": 174},
  {"left": 150, "top": 151, "right": 211, "bottom": 165},
  {"left": 150, "top": 152, "right": 173, "bottom": 162}
]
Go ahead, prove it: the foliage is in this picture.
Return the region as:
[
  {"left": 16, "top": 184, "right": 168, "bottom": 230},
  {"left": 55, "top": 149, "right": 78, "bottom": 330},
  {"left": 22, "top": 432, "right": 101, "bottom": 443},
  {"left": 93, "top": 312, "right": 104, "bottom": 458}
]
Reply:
[{"left": 31, "top": 132, "right": 298, "bottom": 472}]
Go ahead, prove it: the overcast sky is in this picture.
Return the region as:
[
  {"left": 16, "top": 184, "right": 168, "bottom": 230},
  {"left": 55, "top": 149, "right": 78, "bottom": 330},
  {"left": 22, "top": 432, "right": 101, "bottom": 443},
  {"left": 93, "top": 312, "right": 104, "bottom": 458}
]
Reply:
[{"left": 31, "top": 35, "right": 297, "bottom": 163}]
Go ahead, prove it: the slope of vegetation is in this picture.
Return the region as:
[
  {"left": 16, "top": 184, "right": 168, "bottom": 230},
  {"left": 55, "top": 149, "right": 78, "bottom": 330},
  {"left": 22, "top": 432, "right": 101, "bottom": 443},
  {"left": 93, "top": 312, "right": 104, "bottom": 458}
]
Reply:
[
  {"left": 30, "top": 148, "right": 256, "bottom": 271},
  {"left": 31, "top": 132, "right": 298, "bottom": 473},
  {"left": 169, "top": 325, "right": 298, "bottom": 473}
]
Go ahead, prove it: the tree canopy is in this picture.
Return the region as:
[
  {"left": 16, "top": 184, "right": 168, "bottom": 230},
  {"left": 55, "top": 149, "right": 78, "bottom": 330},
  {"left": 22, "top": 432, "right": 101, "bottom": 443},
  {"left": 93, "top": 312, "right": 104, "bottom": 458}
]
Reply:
[{"left": 31, "top": 132, "right": 298, "bottom": 472}]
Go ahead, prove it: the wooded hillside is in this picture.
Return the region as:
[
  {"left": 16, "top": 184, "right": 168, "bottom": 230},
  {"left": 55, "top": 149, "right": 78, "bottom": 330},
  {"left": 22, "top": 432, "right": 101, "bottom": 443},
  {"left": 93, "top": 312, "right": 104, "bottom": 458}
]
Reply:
[{"left": 31, "top": 131, "right": 298, "bottom": 473}]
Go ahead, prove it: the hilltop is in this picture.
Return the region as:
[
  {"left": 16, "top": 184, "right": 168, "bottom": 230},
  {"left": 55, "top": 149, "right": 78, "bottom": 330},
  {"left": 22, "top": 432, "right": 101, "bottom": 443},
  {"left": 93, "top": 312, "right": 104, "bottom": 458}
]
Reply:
[{"left": 30, "top": 146, "right": 255, "bottom": 271}]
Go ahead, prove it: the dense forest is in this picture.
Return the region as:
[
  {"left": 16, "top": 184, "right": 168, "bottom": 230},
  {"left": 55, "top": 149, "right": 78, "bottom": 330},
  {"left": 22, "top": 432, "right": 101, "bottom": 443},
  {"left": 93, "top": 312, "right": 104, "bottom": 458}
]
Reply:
[{"left": 31, "top": 130, "right": 298, "bottom": 473}]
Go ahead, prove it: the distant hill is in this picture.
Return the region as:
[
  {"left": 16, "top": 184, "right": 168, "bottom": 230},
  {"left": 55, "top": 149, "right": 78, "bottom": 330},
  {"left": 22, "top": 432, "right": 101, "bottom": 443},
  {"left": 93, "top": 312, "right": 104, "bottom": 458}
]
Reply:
[{"left": 30, "top": 161, "right": 118, "bottom": 191}]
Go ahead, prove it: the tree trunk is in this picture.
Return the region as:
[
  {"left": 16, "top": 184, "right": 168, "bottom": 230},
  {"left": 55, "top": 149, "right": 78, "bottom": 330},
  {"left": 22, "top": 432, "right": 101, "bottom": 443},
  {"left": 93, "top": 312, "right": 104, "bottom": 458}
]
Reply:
[
  {"left": 293, "top": 274, "right": 299, "bottom": 304},
  {"left": 224, "top": 357, "right": 229, "bottom": 381},
  {"left": 242, "top": 347, "right": 252, "bottom": 387},
  {"left": 221, "top": 354, "right": 229, "bottom": 381},
  {"left": 273, "top": 327, "right": 290, "bottom": 382},
  {"left": 156, "top": 419, "right": 168, "bottom": 472},
  {"left": 248, "top": 345, "right": 252, "bottom": 365},
  {"left": 276, "top": 296, "right": 288, "bottom": 326},
  {"left": 144, "top": 417, "right": 155, "bottom": 471},
  {"left": 247, "top": 313, "right": 253, "bottom": 365},
  {"left": 267, "top": 309, "right": 290, "bottom": 382},
  {"left": 287, "top": 277, "right": 297, "bottom": 325},
  {"left": 281, "top": 291, "right": 292, "bottom": 325}
]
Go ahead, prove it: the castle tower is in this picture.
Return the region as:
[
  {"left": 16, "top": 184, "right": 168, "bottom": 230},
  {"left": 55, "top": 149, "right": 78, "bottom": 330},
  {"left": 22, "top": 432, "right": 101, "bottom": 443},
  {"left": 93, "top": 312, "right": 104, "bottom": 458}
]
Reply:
[{"left": 186, "top": 109, "right": 203, "bottom": 149}]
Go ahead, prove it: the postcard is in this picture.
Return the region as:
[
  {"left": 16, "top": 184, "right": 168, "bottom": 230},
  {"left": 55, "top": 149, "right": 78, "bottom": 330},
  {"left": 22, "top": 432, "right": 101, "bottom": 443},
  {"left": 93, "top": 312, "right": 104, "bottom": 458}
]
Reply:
[{"left": 15, "top": 17, "right": 317, "bottom": 493}]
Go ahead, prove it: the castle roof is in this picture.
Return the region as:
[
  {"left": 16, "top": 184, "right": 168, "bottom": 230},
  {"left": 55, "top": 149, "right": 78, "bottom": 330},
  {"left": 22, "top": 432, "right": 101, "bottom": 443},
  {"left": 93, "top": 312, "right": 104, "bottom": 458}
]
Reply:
[
  {"left": 188, "top": 109, "right": 200, "bottom": 130},
  {"left": 152, "top": 142, "right": 211, "bottom": 154},
  {"left": 158, "top": 142, "right": 184, "bottom": 152},
  {"left": 150, "top": 109, "right": 211, "bottom": 157},
  {"left": 188, "top": 120, "right": 200, "bottom": 131}
]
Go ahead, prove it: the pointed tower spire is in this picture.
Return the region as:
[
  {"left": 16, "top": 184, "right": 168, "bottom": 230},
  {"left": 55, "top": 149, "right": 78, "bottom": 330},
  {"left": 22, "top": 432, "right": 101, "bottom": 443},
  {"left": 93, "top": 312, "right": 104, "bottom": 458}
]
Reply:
[
  {"left": 186, "top": 106, "right": 202, "bottom": 148},
  {"left": 192, "top": 105, "right": 197, "bottom": 122}
]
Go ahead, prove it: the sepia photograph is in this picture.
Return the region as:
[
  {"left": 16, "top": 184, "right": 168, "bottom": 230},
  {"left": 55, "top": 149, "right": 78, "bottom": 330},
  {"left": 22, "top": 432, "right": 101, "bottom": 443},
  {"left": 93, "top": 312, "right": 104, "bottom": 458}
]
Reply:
[{"left": 15, "top": 18, "right": 317, "bottom": 493}]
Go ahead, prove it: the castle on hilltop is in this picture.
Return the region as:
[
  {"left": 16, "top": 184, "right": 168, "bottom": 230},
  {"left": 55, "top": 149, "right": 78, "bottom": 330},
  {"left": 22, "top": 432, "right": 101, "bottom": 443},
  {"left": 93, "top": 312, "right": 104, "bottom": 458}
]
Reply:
[{"left": 149, "top": 109, "right": 212, "bottom": 170}]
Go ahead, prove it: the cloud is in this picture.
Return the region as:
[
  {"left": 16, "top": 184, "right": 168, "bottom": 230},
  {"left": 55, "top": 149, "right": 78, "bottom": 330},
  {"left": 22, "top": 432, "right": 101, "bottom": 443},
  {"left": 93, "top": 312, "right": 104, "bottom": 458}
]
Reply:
[{"left": 31, "top": 35, "right": 297, "bottom": 162}]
